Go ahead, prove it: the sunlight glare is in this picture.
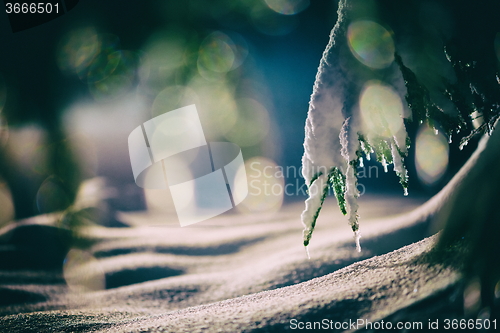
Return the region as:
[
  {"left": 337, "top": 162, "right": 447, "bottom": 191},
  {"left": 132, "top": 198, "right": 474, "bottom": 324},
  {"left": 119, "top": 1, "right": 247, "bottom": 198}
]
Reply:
[
  {"left": 63, "top": 249, "right": 105, "bottom": 292},
  {"left": 0, "top": 183, "right": 14, "bottom": 227},
  {"left": 223, "top": 98, "right": 270, "bottom": 147},
  {"left": 264, "top": 0, "right": 310, "bottom": 15},
  {"left": 347, "top": 20, "right": 395, "bottom": 69},
  {"left": 152, "top": 86, "right": 199, "bottom": 118},
  {"left": 197, "top": 31, "right": 235, "bottom": 79},
  {"left": 415, "top": 124, "right": 449, "bottom": 186},
  {"left": 360, "top": 81, "right": 404, "bottom": 139},
  {"left": 237, "top": 157, "right": 283, "bottom": 214}
]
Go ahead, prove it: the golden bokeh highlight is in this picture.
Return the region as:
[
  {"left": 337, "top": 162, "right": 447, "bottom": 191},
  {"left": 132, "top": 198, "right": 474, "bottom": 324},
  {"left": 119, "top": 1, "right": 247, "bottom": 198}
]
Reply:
[
  {"left": 415, "top": 124, "right": 449, "bottom": 186},
  {"left": 264, "top": 0, "right": 310, "bottom": 15},
  {"left": 0, "top": 183, "right": 14, "bottom": 227},
  {"left": 463, "top": 278, "right": 482, "bottom": 315},
  {"left": 223, "top": 98, "right": 270, "bottom": 147},
  {"left": 187, "top": 77, "right": 238, "bottom": 138},
  {"left": 347, "top": 20, "right": 395, "bottom": 69},
  {"left": 85, "top": 34, "right": 121, "bottom": 83},
  {"left": 151, "top": 85, "right": 199, "bottom": 117},
  {"left": 63, "top": 249, "right": 105, "bottom": 292},
  {"left": 140, "top": 30, "right": 188, "bottom": 92},
  {"left": 59, "top": 29, "right": 138, "bottom": 100},
  {"left": 87, "top": 41, "right": 138, "bottom": 100},
  {"left": 89, "top": 72, "right": 134, "bottom": 101},
  {"left": 359, "top": 81, "right": 404, "bottom": 138},
  {"left": 198, "top": 31, "right": 235, "bottom": 76},
  {"left": 7, "top": 125, "right": 48, "bottom": 176},
  {"left": 0, "top": 115, "right": 8, "bottom": 147},
  {"left": 237, "top": 156, "right": 283, "bottom": 214},
  {"left": 58, "top": 27, "right": 100, "bottom": 75}
]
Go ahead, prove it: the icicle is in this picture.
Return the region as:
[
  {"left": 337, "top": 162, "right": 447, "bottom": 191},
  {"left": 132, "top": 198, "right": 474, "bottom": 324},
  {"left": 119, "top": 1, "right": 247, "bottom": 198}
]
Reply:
[
  {"left": 305, "top": 246, "right": 311, "bottom": 260},
  {"left": 381, "top": 156, "right": 388, "bottom": 173},
  {"left": 354, "top": 231, "right": 362, "bottom": 252},
  {"left": 345, "top": 163, "right": 360, "bottom": 247},
  {"left": 360, "top": 140, "right": 366, "bottom": 152},
  {"left": 391, "top": 142, "right": 409, "bottom": 195}
]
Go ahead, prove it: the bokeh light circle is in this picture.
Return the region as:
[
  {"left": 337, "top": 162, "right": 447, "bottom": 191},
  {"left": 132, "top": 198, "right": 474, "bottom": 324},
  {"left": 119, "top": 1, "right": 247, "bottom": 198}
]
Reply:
[
  {"left": 0, "top": 183, "right": 14, "bottom": 227},
  {"left": 151, "top": 85, "right": 199, "bottom": 118},
  {"left": 347, "top": 20, "right": 395, "bottom": 69},
  {"left": 58, "top": 27, "right": 100, "bottom": 74},
  {"left": 8, "top": 125, "right": 47, "bottom": 175},
  {"left": 0, "top": 115, "right": 8, "bottom": 147},
  {"left": 84, "top": 34, "right": 121, "bottom": 83},
  {"left": 264, "top": 0, "right": 310, "bottom": 15},
  {"left": 237, "top": 156, "right": 283, "bottom": 214},
  {"left": 63, "top": 249, "right": 105, "bottom": 292},
  {"left": 415, "top": 124, "right": 449, "bottom": 186},
  {"left": 198, "top": 31, "right": 235, "bottom": 74},
  {"left": 225, "top": 32, "right": 249, "bottom": 71},
  {"left": 187, "top": 77, "right": 238, "bottom": 138},
  {"left": 223, "top": 98, "right": 270, "bottom": 147},
  {"left": 139, "top": 31, "right": 188, "bottom": 92},
  {"left": 36, "top": 176, "right": 72, "bottom": 214},
  {"left": 89, "top": 74, "right": 134, "bottom": 101},
  {"left": 359, "top": 81, "right": 404, "bottom": 138},
  {"left": 86, "top": 50, "right": 121, "bottom": 84},
  {"left": 85, "top": 38, "right": 138, "bottom": 100}
]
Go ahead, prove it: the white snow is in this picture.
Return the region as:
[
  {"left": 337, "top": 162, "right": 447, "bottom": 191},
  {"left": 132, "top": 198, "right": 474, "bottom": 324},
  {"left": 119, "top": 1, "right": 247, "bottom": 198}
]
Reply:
[
  {"left": 300, "top": 0, "right": 412, "bottom": 251},
  {"left": 345, "top": 163, "right": 360, "bottom": 233},
  {"left": 301, "top": 172, "right": 330, "bottom": 246}
]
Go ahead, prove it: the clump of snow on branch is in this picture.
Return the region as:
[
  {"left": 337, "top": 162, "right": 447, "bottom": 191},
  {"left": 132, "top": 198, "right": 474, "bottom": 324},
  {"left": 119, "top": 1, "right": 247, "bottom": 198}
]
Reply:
[{"left": 301, "top": 0, "right": 410, "bottom": 252}]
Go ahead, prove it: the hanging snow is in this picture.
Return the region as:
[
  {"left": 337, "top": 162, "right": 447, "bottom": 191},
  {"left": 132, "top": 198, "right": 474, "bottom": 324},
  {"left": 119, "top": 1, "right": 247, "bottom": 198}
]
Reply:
[{"left": 300, "top": 0, "right": 410, "bottom": 252}]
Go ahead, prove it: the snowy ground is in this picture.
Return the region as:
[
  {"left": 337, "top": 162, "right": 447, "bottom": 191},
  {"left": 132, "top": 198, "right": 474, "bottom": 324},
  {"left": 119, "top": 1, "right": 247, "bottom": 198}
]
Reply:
[{"left": 0, "top": 194, "right": 464, "bottom": 332}]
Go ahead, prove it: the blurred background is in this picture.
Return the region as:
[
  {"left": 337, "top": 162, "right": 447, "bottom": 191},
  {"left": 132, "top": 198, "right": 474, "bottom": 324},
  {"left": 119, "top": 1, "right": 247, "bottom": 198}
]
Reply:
[
  {"left": 1, "top": 1, "right": 500, "bottom": 324},
  {"left": 0, "top": 0, "right": 478, "bottom": 228}
]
